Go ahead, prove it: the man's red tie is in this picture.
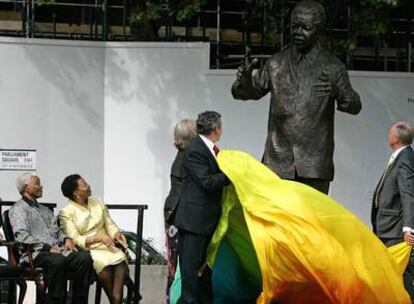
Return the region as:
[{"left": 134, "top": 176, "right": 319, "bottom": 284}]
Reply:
[{"left": 213, "top": 145, "right": 220, "bottom": 156}]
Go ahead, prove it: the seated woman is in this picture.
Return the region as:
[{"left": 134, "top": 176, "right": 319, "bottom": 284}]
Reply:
[{"left": 59, "top": 174, "right": 129, "bottom": 304}]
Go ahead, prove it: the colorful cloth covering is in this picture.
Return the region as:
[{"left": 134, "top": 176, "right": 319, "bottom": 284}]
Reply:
[{"left": 171, "top": 150, "right": 412, "bottom": 304}]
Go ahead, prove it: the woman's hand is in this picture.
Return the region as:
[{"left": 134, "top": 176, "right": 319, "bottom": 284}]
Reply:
[
  {"left": 50, "top": 246, "right": 62, "bottom": 254},
  {"left": 99, "top": 235, "right": 118, "bottom": 252},
  {"left": 115, "top": 232, "right": 128, "bottom": 250},
  {"left": 64, "top": 238, "right": 78, "bottom": 252}
]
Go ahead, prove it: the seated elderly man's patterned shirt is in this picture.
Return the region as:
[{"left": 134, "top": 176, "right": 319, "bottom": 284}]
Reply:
[{"left": 9, "top": 196, "right": 67, "bottom": 263}]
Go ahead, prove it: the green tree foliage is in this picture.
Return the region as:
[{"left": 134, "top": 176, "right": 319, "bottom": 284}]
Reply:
[
  {"left": 344, "top": 0, "right": 400, "bottom": 51},
  {"left": 128, "top": 0, "right": 206, "bottom": 40},
  {"left": 253, "top": 0, "right": 400, "bottom": 52},
  {"left": 128, "top": 0, "right": 401, "bottom": 52},
  {"left": 34, "top": 0, "right": 55, "bottom": 5}
]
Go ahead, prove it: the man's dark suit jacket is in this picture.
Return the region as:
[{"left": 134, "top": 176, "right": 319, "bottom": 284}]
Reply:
[
  {"left": 371, "top": 146, "right": 414, "bottom": 246},
  {"left": 174, "top": 135, "right": 229, "bottom": 236}
]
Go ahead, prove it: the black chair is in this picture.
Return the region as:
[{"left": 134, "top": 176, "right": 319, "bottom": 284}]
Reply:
[
  {"left": 0, "top": 241, "right": 27, "bottom": 304},
  {"left": 106, "top": 204, "right": 148, "bottom": 304},
  {"left": 2, "top": 209, "right": 46, "bottom": 304},
  {"left": 122, "top": 233, "right": 146, "bottom": 304}
]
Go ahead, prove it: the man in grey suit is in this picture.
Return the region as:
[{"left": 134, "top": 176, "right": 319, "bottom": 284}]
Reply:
[
  {"left": 371, "top": 121, "right": 414, "bottom": 301},
  {"left": 231, "top": 0, "right": 361, "bottom": 194}
]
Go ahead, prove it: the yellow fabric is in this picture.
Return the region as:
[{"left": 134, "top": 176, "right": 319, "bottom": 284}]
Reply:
[
  {"left": 59, "top": 197, "right": 126, "bottom": 273},
  {"left": 215, "top": 150, "right": 411, "bottom": 304},
  {"left": 389, "top": 242, "right": 412, "bottom": 275}
]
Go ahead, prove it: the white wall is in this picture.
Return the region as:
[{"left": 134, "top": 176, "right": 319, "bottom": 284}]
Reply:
[
  {"left": 0, "top": 38, "right": 105, "bottom": 203},
  {"left": 1, "top": 37, "right": 414, "bottom": 252}
]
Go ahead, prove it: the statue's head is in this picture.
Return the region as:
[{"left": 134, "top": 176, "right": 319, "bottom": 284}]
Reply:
[{"left": 290, "top": 1, "right": 326, "bottom": 52}]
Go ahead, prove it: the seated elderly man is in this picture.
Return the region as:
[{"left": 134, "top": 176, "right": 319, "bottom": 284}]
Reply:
[{"left": 9, "top": 173, "right": 93, "bottom": 304}]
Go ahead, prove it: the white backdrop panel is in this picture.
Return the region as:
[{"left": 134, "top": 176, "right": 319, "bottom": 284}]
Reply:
[{"left": 0, "top": 38, "right": 104, "bottom": 206}]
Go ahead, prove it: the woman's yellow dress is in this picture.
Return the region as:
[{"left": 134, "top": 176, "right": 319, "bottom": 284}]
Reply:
[{"left": 59, "top": 197, "right": 126, "bottom": 273}]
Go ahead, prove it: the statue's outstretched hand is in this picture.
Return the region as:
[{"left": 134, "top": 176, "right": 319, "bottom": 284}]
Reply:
[{"left": 236, "top": 58, "right": 259, "bottom": 85}]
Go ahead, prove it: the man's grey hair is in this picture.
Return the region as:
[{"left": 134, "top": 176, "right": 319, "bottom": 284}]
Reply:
[
  {"left": 16, "top": 172, "right": 37, "bottom": 194},
  {"left": 291, "top": 0, "right": 326, "bottom": 30},
  {"left": 196, "top": 111, "right": 222, "bottom": 136},
  {"left": 393, "top": 121, "right": 414, "bottom": 145},
  {"left": 174, "top": 119, "right": 197, "bottom": 150}
]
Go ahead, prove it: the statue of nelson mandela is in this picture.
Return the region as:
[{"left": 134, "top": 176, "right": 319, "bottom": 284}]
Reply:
[{"left": 231, "top": 0, "right": 361, "bottom": 194}]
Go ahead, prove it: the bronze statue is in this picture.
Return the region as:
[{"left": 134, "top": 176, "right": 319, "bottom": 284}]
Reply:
[{"left": 231, "top": 0, "right": 361, "bottom": 194}]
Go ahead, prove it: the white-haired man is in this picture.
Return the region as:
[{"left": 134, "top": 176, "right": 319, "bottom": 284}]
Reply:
[
  {"left": 371, "top": 122, "right": 414, "bottom": 301},
  {"left": 9, "top": 173, "right": 93, "bottom": 304}
]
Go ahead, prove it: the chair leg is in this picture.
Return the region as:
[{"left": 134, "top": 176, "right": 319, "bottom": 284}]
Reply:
[
  {"left": 124, "top": 276, "right": 142, "bottom": 303},
  {"left": 35, "top": 275, "right": 46, "bottom": 304},
  {"left": 67, "top": 280, "right": 74, "bottom": 304},
  {"left": 125, "top": 276, "right": 133, "bottom": 304},
  {"left": 8, "top": 279, "right": 17, "bottom": 304},
  {"left": 17, "top": 279, "right": 27, "bottom": 304}
]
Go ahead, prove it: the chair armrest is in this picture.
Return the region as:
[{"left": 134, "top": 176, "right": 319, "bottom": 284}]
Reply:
[
  {"left": 0, "top": 240, "right": 24, "bottom": 267},
  {"left": 0, "top": 241, "right": 38, "bottom": 273},
  {"left": 23, "top": 244, "right": 37, "bottom": 276}
]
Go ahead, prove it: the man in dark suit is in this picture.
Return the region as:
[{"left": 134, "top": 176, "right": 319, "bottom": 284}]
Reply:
[
  {"left": 174, "top": 111, "right": 230, "bottom": 304},
  {"left": 371, "top": 121, "right": 414, "bottom": 301}
]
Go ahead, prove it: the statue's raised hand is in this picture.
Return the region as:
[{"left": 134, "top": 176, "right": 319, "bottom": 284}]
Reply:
[{"left": 236, "top": 58, "right": 259, "bottom": 86}]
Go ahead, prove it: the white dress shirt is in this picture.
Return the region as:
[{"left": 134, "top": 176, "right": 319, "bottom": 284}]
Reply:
[
  {"left": 199, "top": 135, "right": 217, "bottom": 158},
  {"left": 388, "top": 145, "right": 407, "bottom": 165}
]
